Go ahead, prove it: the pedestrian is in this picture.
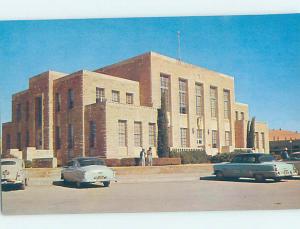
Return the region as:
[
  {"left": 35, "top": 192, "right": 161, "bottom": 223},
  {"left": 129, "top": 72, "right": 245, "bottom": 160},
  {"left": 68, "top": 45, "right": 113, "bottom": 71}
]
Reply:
[
  {"left": 281, "top": 147, "right": 289, "bottom": 160},
  {"left": 140, "top": 148, "right": 146, "bottom": 166},
  {"left": 147, "top": 147, "right": 153, "bottom": 166}
]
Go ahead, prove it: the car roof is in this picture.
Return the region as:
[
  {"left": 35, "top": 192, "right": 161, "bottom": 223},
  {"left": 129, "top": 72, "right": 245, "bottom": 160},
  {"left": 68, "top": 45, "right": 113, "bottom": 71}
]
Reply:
[
  {"left": 291, "top": 152, "right": 300, "bottom": 155},
  {"left": 236, "top": 153, "right": 267, "bottom": 157}
]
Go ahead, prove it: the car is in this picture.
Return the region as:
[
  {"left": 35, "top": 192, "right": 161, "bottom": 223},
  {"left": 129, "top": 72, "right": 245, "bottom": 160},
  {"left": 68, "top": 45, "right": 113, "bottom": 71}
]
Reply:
[
  {"left": 213, "top": 153, "right": 298, "bottom": 182},
  {"left": 289, "top": 152, "right": 300, "bottom": 161},
  {"left": 283, "top": 152, "right": 300, "bottom": 175},
  {"left": 1, "top": 158, "right": 28, "bottom": 190},
  {"left": 61, "top": 157, "right": 116, "bottom": 188}
]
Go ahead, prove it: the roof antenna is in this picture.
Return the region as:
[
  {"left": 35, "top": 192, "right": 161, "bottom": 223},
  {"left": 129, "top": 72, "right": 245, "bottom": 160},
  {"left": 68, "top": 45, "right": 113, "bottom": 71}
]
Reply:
[{"left": 177, "top": 31, "right": 181, "bottom": 62}]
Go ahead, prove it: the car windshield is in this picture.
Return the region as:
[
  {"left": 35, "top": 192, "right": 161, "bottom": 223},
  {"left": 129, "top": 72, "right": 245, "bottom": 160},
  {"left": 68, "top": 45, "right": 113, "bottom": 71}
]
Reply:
[
  {"left": 1, "top": 161, "right": 16, "bottom": 165},
  {"left": 258, "top": 155, "right": 275, "bottom": 162},
  {"left": 77, "top": 158, "right": 105, "bottom": 167}
]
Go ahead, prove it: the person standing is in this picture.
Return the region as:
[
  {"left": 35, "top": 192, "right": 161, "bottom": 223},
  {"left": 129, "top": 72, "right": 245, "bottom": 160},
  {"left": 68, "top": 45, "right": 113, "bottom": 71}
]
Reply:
[
  {"left": 140, "top": 148, "right": 146, "bottom": 166},
  {"left": 147, "top": 147, "right": 153, "bottom": 166}
]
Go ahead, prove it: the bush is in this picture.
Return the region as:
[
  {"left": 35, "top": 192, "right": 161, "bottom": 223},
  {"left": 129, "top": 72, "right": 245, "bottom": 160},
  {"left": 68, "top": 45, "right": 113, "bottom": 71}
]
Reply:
[
  {"left": 169, "top": 149, "right": 209, "bottom": 164},
  {"left": 105, "top": 159, "right": 121, "bottom": 167},
  {"left": 25, "top": 160, "right": 32, "bottom": 168}
]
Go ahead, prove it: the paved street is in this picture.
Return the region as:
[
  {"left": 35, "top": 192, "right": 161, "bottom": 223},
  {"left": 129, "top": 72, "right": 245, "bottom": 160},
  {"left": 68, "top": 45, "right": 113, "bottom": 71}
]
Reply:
[{"left": 2, "top": 175, "right": 300, "bottom": 215}]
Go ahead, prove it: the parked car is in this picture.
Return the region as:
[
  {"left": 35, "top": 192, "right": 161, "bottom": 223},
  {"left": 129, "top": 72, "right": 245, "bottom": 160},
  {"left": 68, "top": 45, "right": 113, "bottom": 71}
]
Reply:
[
  {"left": 283, "top": 152, "right": 300, "bottom": 175},
  {"left": 213, "top": 153, "right": 298, "bottom": 182},
  {"left": 61, "top": 157, "right": 116, "bottom": 188},
  {"left": 289, "top": 152, "right": 300, "bottom": 161},
  {"left": 1, "top": 158, "right": 28, "bottom": 190}
]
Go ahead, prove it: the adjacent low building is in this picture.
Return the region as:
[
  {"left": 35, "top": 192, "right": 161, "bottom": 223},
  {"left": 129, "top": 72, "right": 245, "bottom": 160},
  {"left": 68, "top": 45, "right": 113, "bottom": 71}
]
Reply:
[
  {"left": 1, "top": 52, "right": 269, "bottom": 166},
  {"left": 269, "top": 129, "right": 300, "bottom": 154}
]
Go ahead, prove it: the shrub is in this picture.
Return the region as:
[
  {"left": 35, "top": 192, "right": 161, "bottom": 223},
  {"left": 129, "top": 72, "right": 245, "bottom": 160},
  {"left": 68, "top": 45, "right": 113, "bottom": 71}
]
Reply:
[
  {"left": 169, "top": 149, "right": 208, "bottom": 164},
  {"left": 105, "top": 159, "right": 121, "bottom": 167},
  {"left": 25, "top": 160, "right": 32, "bottom": 168}
]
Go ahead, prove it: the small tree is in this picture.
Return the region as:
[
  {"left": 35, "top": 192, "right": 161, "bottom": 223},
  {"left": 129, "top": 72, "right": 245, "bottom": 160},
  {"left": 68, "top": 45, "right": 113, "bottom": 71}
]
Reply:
[
  {"left": 157, "top": 95, "right": 169, "bottom": 157},
  {"left": 247, "top": 117, "right": 255, "bottom": 149}
]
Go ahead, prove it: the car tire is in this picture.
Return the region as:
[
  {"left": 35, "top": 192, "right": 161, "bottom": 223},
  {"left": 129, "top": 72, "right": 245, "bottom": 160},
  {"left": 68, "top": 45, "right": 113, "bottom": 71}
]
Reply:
[
  {"left": 103, "top": 181, "right": 110, "bottom": 187},
  {"left": 215, "top": 171, "right": 225, "bottom": 180},
  {"left": 274, "top": 177, "right": 282, "bottom": 182},
  {"left": 20, "top": 183, "right": 26, "bottom": 190},
  {"left": 254, "top": 174, "right": 265, "bottom": 183}
]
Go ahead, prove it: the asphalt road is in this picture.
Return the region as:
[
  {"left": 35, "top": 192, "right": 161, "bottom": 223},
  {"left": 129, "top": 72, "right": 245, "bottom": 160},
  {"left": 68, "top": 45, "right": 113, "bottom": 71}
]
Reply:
[{"left": 2, "top": 176, "right": 300, "bottom": 215}]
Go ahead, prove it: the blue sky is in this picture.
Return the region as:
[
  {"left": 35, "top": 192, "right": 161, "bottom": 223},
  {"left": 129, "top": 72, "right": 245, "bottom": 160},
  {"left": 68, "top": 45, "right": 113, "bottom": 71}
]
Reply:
[{"left": 0, "top": 14, "right": 299, "bottom": 131}]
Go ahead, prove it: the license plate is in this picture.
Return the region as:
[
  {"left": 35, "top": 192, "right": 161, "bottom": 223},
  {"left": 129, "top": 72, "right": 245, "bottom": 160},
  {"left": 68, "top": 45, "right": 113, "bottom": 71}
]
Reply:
[{"left": 96, "top": 176, "right": 105, "bottom": 180}]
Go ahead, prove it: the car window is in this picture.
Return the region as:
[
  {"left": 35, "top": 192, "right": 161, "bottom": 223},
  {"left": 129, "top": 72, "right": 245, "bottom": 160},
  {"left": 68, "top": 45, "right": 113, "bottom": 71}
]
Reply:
[
  {"left": 67, "top": 161, "right": 74, "bottom": 167},
  {"left": 231, "top": 155, "right": 243, "bottom": 163},
  {"left": 1, "top": 161, "right": 16, "bottom": 165},
  {"left": 291, "top": 154, "right": 300, "bottom": 159},
  {"left": 258, "top": 155, "right": 275, "bottom": 163},
  {"left": 77, "top": 158, "right": 105, "bottom": 167},
  {"left": 242, "top": 155, "right": 256, "bottom": 163}
]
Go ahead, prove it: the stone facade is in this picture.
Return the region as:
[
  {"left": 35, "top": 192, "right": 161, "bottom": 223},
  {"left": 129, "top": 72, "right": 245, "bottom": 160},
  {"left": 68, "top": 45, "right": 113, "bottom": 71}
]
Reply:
[{"left": 2, "top": 51, "right": 269, "bottom": 165}]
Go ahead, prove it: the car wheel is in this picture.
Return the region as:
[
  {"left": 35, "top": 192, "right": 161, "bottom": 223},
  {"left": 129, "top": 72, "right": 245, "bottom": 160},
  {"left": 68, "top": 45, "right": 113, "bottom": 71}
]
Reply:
[
  {"left": 103, "top": 181, "right": 110, "bottom": 187},
  {"left": 215, "top": 171, "right": 225, "bottom": 180},
  {"left": 20, "top": 183, "right": 26, "bottom": 190},
  {"left": 254, "top": 174, "right": 265, "bottom": 183},
  {"left": 274, "top": 177, "right": 282, "bottom": 182}
]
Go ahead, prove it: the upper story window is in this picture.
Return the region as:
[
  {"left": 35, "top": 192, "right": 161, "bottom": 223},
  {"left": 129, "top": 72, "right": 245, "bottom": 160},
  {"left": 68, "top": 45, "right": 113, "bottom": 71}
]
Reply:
[
  {"left": 16, "top": 103, "right": 22, "bottom": 122},
  {"left": 241, "top": 112, "right": 245, "bottom": 120},
  {"left": 35, "top": 96, "right": 43, "bottom": 128},
  {"left": 134, "top": 122, "right": 142, "bottom": 147},
  {"left": 68, "top": 89, "right": 74, "bottom": 109},
  {"left": 160, "top": 73, "right": 170, "bottom": 111},
  {"left": 210, "top": 87, "right": 217, "bottom": 118},
  {"left": 55, "top": 93, "right": 61, "bottom": 112},
  {"left": 112, "top": 90, "right": 120, "bottom": 103},
  {"left": 96, "top": 87, "right": 105, "bottom": 103},
  {"left": 195, "top": 83, "right": 203, "bottom": 116},
  {"left": 118, "top": 120, "right": 127, "bottom": 147},
  {"left": 223, "top": 90, "right": 230, "bottom": 119},
  {"left": 25, "top": 101, "right": 30, "bottom": 121},
  {"left": 89, "top": 121, "right": 96, "bottom": 148},
  {"left": 235, "top": 111, "right": 239, "bottom": 120},
  {"left": 126, "top": 93, "right": 134, "bottom": 104},
  {"left": 179, "top": 79, "right": 187, "bottom": 114}
]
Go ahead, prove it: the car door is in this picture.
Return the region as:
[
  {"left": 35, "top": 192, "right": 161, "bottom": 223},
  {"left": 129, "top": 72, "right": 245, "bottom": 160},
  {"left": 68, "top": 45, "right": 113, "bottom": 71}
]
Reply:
[
  {"left": 63, "top": 160, "right": 77, "bottom": 182},
  {"left": 224, "top": 155, "right": 243, "bottom": 177},
  {"left": 240, "top": 155, "right": 257, "bottom": 178}
]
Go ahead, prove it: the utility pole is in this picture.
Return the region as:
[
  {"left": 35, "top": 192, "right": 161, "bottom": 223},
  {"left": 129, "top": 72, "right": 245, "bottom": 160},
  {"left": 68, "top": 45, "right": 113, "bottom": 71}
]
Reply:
[{"left": 177, "top": 31, "right": 181, "bottom": 61}]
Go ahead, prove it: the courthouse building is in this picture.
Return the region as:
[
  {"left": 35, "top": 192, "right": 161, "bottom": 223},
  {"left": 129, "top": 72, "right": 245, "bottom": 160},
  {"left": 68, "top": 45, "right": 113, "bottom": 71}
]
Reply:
[{"left": 2, "top": 52, "right": 269, "bottom": 165}]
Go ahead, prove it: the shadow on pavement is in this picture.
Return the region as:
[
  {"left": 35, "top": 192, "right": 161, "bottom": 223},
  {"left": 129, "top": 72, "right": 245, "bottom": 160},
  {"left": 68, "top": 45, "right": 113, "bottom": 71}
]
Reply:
[
  {"left": 52, "top": 180, "right": 105, "bottom": 189},
  {"left": 1, "top": 184, "right": 24, "bottom": 192},
  {"left": 199, "top": 176, "right": 287, "bottom": 183}
]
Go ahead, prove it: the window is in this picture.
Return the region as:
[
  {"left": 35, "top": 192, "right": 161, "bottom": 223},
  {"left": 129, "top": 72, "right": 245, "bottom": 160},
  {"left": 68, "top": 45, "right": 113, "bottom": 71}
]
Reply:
[
  {"left": 241, "top": 112, "right": 245, "bottom": 120},
  {"left": 232, "top": 155, "right": 243, "bottom": 163},
  {"left": 55, "top": 93, "right": 61, "bottom": 112},
  {"left": 6, "top": 134, "right": 11, "bottom": 149},
  {"left": 55, "top": 126, "right": 61, "bottom": 150},
  {"left": 179, "top": 79, "right": 187, "bottom": 114},
  {"left": 134, "top": 122, "right": 142, "bottom": 147},
  {"left": 235, "top": 111, "right": 239, "bottom": 120},
  {"left": 16, "top": 103, "right": 21, "bottom": 122},
  {"left": 68, "top": 89, "right": 74, "bottom": 109},
  {"left": 261, "top": 132, "right": 265, "bottom": 149},
  {"left": 255, "top": 132, "right": 259, "bottom": 149},
  {"left": 160, "top": 74, "right": 170, "bottom": 110},
  {"left": 223, "top": 90, "right": 230, "bottom": 119},
  {"left": 89, "top": 121, "right": 96, "bottom": 148},
  {"left": 26, "top": 130, "right": 30, "bottom": 147},
  {"left": 35, "top": 96, "right": 43, "bottom": 128},
  {"left": 225, "top": 131, "right": 231, "bottom": 146},
  {"left": 17, "top": 132, "right": 21, "bottom": 150},
  {"left": 195, "top": 83, "right": 203, "bottom": 116},
  {"left": 149, "top": 123, "right": 156, "bottom": 146},
  {"left": 180, "top": 128, "right": 188, "bottom": 147},
  {"left": 112, "top": 90, "right": 120, "bottom": 103},
  {"left": 212, "top": 130, "right": 218, "bottom": 148},
  {"left": 197, "top": 129, "right": 203, "bottom": 145},
  {"left": 68, "top": 124, "right": 74, "bottom": 149},
  {"left": 210, "top": 87, "right": 217, "bottom": 118},
  {"left": 126, "top": 93, "right": 134, "bottom": 104},
  {"left": 118, "top": 120, "right": 127, "bottom": 146},
  {"left": 25, "top": 101, "right": 30, "bottom": 121},
  {"left": 96, "top": 87, "right": 105, "bottom": 102}
]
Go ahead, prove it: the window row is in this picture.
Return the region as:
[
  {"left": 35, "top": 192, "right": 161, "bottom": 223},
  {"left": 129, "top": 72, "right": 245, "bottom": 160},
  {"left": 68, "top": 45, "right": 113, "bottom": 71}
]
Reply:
[
  {"left": 96, "top": 87, "right": 134, "bottom": 104},
  {"left": 15, "top": 101, "right": 31, "bottom": 123}
]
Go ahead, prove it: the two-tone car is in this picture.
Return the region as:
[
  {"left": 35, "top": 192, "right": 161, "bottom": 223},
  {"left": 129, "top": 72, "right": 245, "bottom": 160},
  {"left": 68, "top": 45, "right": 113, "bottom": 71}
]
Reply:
[
  {"left": 213, "top": 153, "right": 298, "bottom": 182},
  {"left": 1, "top": 158, "right": 28, "bottom": 190},
  {"left": 61, "top": 157, "right": 116, "bottom": 188}
]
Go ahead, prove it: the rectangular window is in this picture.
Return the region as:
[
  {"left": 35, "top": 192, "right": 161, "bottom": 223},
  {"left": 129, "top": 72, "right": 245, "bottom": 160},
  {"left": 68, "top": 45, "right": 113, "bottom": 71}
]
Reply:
[
  {"left": 241, "top": 112, "right": 245, "bottom": 120},
  {"left": 235, "top": 111, "right": 239, "bottom": 120},
  {"left": 210, "top": 87, "right": 217, "bottom": 118},
  {"left": 96, "top": 87, "right": 105, "bottom": 102},
  {"left": 112, "top": 90, "right": 120, "bottom": 103},
  {"left": 149, "top": 123, "right": 156, "bottom": 146},
  {"left": 160, "top": 73, "right": 170, "bottom": 110},
  {"left": 126, "top": 93, "right": 134, "bottom": 104},
  {"left": 223, "top": 90, "right": 230, "bottom": 119},
  {"left": 255, "top": 132, "right": 259, "bottom": 149},
  {"left": 225, "top": 131, "right": 231, "bottom": 146},
  {"left": 134, "top": 122, "right": 142, "bottom": 147},
  {"left": 16, "top": 103, "right": 22, "bottom": 122},
  {"left": 36, "top": 96, "right": 43, "bottom": 128},
  {"left": 26, "top": 130, "right": 30, "bottom": 147},
  {"left": 179, "top": 79, "right": 187, "bottom": 114},
  {"left": 118, "top": 120, "right": 127, "bottom": 147},
  {"left": 196, "top": 129, "right": 203, "bottom": 145},
  {"left": 180, "top": 128, "right": 188, "bottom": 147},
  {"left": 6, "top": 134, "right": 11, "bottom": 149},
  {"left": 25, "top": 101, "right": 30, "bottom": 121},
  {"left": 195, "top": 83, "right": 203, "bottom": 116},
  {"left": 212, "top": 130, "right": 218, "bottom": 148},
  {"left": 68, "top": 124, "right": 74, "bottom": 149},
  {"left": 55, "top": 93, "right": 61, "bottom": 112},
  {"left": 261, "top": 132, "right": 265, "bottom": 149},
  {"left": 68, "top": 89, "right": 74, "bottom": 109},
  {"left": 17, "top": 132, "right": 21, "bottom": 150},
  {"left": 55, "top": 126, "right": 61, "bottom": 150},
  {"left": 89, "top": 121, "right": 96, "bottom": 148}
]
